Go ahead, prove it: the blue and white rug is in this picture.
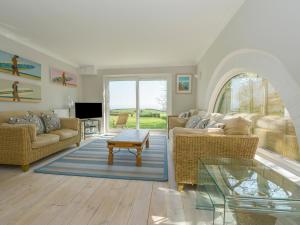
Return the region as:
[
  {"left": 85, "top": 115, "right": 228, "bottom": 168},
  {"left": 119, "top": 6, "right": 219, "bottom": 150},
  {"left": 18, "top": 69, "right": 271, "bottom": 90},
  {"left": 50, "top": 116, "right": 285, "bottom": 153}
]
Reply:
[{"left": 35, "top": 135, "right": 168, "bottom": 181}]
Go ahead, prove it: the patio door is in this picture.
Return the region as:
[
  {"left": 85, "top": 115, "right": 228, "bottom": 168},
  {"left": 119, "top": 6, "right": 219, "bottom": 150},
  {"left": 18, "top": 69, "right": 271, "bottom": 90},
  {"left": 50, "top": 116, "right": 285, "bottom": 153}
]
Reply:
[{"left": 105, "top": 78, "right": 168, "bottom": 132}]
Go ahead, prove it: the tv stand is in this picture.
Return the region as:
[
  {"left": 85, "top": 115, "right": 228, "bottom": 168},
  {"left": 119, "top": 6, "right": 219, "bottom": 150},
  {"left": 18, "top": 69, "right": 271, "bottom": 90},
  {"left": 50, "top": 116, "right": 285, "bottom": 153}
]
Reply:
[{"left": 80, "top": 118, "right": 101, "bottom": 140}]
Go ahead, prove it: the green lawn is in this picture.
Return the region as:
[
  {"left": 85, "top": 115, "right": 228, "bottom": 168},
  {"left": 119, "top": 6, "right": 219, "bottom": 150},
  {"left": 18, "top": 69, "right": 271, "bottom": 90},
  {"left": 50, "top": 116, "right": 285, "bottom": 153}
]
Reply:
[{"left": 109, "top": 108, "right": 167, "bottom": 129}]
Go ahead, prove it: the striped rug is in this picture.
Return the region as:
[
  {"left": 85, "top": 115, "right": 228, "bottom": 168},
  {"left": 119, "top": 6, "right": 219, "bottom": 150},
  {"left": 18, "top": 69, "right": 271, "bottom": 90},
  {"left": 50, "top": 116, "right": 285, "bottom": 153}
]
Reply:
[{"left": 35, "top": 135, "right": 168, "bottom": 181}]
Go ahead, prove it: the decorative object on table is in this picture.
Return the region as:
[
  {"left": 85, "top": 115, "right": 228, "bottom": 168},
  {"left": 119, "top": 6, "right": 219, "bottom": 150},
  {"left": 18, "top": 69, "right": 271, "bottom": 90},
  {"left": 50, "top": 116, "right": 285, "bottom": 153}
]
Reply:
[
  {"left": 0, "top": 49, "right": 41, "bottom": 80},
  {"left": 0, "top": 78, "right": 41, "bottom": 102},
  {"left": 176, "top": 74, "right": 192, "bottom": 94},
  {"left": 67, "top": 96, "right": 74, "bottom": 117},
  {"left": 50, "top": 67, "right": 78, "bottom": 87},
  {"left": 35, "top": 135, "right": 168, "bottom": 181}
]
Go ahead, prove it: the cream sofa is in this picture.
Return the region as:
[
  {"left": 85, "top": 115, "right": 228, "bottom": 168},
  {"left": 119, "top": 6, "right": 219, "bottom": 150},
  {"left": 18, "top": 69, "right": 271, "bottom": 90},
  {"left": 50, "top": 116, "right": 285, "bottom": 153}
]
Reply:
[
  {"left": 168, "top": 114, "right": 259, "bottom": 191},
  {"left": 0, "top": 111, "right": 81, "bottom": 171}
]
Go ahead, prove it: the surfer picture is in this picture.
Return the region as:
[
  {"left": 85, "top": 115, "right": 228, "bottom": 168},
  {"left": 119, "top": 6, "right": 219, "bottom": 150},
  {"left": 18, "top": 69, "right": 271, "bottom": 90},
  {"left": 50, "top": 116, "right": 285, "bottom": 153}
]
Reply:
[
  {"left": 62, "top": 72, "right": 67, "bottom": 86},
  {"left": 11, "top": 55, "right": 20, "bottom": 76},
  {"left": 12, "top": 81, "right": 20, "bottom": 102}
]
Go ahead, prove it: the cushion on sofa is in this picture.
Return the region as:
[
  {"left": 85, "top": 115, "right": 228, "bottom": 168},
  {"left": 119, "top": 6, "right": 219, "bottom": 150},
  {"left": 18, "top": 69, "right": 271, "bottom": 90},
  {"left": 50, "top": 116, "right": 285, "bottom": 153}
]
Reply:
[
  {"left": 32, "top": 134, "right": 60, "bottom": 149},
  {"left": 223, "top": 117, "right": 251, "bottom": 135},
  {"left": 8, "top": 113, "right": 45, "bottom": 135},
  {"left": 50, "top": 129, "right": 78, "bottom": 140},
  {"left": 178, "top": 111, "right": 190, "bottom": 119},
  {"left": 41, "top": 113, "right": 61, "bottom": 133},
  {"left": 185, "top": 115, "right": 202, "bottom": 128},
  {"left": 194, "top": 118, "right": 210, "bottom": 129}
]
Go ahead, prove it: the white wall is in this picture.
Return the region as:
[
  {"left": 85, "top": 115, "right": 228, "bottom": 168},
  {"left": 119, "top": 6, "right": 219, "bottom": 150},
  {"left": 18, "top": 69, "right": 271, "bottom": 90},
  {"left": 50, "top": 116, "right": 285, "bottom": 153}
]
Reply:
[
  {"left": 0, "top": 35, "right": 80, "bottom": 112},
  {"left": 80, "top": 65, "right": 198, "bottom": 115},
  {"left": 197, "top": 0, "right": 300, "bottom": 142}
]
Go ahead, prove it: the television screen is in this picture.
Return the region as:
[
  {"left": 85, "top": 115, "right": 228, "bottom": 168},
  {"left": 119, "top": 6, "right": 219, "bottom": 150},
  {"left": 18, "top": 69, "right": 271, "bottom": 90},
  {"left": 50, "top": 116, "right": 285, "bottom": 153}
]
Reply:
[{"left": 75, "top": 102, "right": 102, "bottom": 119}]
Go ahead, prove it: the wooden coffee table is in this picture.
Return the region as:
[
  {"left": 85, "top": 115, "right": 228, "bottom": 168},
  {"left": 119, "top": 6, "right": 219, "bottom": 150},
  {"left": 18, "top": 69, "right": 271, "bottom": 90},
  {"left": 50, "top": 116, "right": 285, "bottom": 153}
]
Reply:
[{"left": 107, "top": 129, "right": 150, "bottom": 166}]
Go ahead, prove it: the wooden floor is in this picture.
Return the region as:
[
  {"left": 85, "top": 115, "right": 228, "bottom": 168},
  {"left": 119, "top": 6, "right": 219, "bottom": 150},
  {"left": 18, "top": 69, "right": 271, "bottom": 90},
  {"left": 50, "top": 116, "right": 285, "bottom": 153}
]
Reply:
[{"left": 0, "top": 139, "right": 213, "bottom": 225}]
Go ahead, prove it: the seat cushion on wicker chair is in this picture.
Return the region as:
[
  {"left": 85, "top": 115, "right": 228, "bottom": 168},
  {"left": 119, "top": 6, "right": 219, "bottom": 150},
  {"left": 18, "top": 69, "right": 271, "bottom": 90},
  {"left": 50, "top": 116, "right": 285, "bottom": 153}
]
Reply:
[
  {"left": 32, "top": 134, "right": 60, "bottom": 149},
  {"left": 50, "top": 129, "right": 78, "bottom": 141}
]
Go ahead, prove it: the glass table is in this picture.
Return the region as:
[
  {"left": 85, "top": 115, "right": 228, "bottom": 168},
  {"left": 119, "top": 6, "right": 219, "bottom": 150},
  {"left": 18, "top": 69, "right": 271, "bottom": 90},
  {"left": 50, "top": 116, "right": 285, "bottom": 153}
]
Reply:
[{"left": 196, "top": 158, "right": 300, "bottom": 225}]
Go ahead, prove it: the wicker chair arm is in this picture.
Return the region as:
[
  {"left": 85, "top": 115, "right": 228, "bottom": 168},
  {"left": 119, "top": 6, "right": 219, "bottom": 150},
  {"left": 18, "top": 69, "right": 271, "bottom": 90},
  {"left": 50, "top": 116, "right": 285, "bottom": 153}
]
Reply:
[
  {"left": 168, "top": 116, "right": 188, "bottom": 131},
  {"left": 0, "top": 126, "right": 32, "bottom": 164},
  {"left": 60, "top": 118, "right": 80, "bottom": 130}
]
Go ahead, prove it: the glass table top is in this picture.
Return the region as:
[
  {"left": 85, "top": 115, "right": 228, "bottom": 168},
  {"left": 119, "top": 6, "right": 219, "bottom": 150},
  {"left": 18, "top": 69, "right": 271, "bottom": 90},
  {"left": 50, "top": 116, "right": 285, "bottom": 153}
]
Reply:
[{"left": 196, "top": 158, "right": 300, "bottom": 213}]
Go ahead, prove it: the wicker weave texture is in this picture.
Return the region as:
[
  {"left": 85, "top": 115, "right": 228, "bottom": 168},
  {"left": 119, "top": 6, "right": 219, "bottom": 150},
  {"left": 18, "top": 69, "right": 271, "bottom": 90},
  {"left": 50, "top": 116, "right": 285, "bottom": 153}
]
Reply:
[
  {"left": 174, "top": 134, "right": 259, "bottom": 185},
  {"left": 0, "top": 117, "right": 81, "bottom": 167}
]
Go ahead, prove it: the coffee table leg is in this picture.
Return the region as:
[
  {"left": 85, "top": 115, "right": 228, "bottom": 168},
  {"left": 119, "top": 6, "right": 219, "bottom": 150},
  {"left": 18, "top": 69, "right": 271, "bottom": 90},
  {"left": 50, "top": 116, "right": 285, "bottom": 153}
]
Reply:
[
  {"left": 108, "top": 145, "right": 114, "bottom": 165},
  {"left": 146, "top": 138, "right": 149, "bottom": 148},
  {"left": 136, "top": 146, "right": 142, "bottom": 166}
]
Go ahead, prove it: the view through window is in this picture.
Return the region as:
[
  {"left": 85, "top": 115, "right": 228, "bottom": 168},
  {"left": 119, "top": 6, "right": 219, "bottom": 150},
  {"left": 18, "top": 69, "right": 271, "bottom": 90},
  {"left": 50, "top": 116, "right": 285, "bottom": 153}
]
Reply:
[
  {"left": 215, "top": 73, "right": 300, "bottom": 161},
  {"left": 108, "top": 80, "right": 167, "bottom": 130}
]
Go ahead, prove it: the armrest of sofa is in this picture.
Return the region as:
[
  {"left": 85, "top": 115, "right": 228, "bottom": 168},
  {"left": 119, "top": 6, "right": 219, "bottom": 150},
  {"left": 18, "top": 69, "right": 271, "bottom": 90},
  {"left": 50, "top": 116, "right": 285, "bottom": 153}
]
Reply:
[
  {"left": 0, "top": 126, "right": 32, "bottom": 164},
  {"left": 60, "top": 118, "right": 80, "bottom": 130},
  {"left": 1, "top": 123, "right": 36, "bottom": 141},
  {"left": 168, "top": 116, "right": 188, "bottom": 131}
]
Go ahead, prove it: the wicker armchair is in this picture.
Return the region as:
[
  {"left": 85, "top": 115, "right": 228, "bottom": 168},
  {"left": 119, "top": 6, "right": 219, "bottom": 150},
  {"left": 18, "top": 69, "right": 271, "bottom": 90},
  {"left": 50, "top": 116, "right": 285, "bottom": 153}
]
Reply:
[{"left": 168, "top": 116, "right": 259, "bottom": 191}]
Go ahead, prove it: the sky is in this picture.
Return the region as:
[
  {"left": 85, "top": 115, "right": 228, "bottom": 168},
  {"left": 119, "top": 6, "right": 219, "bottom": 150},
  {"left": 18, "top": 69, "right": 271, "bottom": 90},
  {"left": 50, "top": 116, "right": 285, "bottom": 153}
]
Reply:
[{"left": 109, "top": 80, "right": 167, "bottom": 110}]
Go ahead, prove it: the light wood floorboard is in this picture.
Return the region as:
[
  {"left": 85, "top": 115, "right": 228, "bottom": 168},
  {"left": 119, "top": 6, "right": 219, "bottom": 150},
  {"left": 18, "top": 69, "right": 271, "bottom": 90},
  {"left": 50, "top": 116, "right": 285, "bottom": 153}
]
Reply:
[{"left": 0, "top": 138, "right": 211, "bottom": 225}]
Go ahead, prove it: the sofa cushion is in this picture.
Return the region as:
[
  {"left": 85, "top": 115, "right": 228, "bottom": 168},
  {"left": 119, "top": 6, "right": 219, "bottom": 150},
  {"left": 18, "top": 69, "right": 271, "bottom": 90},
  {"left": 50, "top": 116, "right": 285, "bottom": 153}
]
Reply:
[
  {"left": 178, "top": 111, "right": 190, "bottom": 119},
  {"left": 41, "top": 113, "right": 61, "bottom": 133},
  {"left": 50, "top": 129, "right": 78, "bottom": 141},
  {"left": 194, "top": 118, "right": 210, "bottom": 129},
  {"left": 185, "top": 115, "right": 202, "bottom": 128},
  {"left": 8, "top": 113, "right": 45, "bottom": 135},
  {"left": 32, "top": 134, "right": 60, "bottom": 149},
  {"left": 223, "top": 117, "right": 251, "bottom": 135}
]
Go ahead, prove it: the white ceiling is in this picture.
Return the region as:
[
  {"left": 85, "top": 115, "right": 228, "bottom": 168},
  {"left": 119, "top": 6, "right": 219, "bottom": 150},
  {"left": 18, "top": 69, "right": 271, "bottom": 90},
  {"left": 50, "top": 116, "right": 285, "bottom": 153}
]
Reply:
[{"left": 0, "top": 0, "right": 245, "bottom": 68}]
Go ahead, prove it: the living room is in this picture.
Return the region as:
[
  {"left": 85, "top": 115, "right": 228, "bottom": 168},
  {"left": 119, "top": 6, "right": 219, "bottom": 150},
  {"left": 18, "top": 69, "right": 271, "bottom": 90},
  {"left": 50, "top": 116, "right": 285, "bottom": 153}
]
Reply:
[{"left": 1, "top": 0, "right": 300, "bottom": 225}]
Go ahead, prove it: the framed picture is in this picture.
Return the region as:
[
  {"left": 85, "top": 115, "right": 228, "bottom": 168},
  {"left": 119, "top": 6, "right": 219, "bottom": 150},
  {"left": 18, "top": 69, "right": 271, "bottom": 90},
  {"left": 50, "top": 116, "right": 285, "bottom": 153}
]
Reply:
[
  {"left": 176, "top": 74, "right": 192, "bottom": 94},
  {"left": 0, "top": 78, "right": 41, "bottom": 103},
  {"left": 50, "top": 67, "right": 78, "bottom": 87},
  {"left": 0, "top": 49, "right": 41, "bottom": 80}
]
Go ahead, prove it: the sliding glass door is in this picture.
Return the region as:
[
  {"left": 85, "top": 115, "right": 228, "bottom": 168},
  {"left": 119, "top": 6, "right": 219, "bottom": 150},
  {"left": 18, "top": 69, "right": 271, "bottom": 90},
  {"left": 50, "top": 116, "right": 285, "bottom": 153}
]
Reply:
[
  {"left": 106, "top": 78, "right": 168, "bottom": 131},
  {"left": 108, "top": 81, "right": 136, "bottom": 129},
  {"left": 139, "top": 80, "right": 167, "bottom": 129}
]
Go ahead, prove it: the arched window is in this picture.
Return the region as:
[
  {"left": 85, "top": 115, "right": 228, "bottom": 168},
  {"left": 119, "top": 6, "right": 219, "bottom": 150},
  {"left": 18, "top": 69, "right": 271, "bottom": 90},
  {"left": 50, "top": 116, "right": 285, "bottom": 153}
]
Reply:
[{"left": 214, "top": 73, "right": 300, "bottom": 161}]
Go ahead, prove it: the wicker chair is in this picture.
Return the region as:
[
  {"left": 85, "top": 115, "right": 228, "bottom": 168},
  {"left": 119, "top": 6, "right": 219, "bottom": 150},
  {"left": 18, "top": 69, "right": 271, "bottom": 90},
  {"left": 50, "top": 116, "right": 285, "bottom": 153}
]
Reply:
[
  {"left": 168, "top": 116, "right": 259, "bottom": 191},
  {"left": 114, "top": 113, "right": 129, "bottom": 128}
]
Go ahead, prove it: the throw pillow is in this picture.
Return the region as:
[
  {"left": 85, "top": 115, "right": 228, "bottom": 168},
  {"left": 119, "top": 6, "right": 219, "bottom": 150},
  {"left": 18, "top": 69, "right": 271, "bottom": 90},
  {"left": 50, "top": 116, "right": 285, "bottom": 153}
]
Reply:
[
  {"left": 27, "top": 112, "right": 45, "bottom": 134},
  {"left": 178, "top": 111, "right": 190, "bottom": 119},
  {"left": 206, "top": 120, "right": 225, "bottom": 129},
  {"left": 8, "top": 113, "right": 45, "bottom": 135},
  {"left": 41, "top": 113, "right": 61, "bottom": 133},
  {"left": 185, "top": 115, "right": 202, "bottom": 128},
  {"left": 223, "top": 117, "right": 251, "bottom": 135},
  {"left": 194, "top": 118, "right": 210, "bottom": 129}
]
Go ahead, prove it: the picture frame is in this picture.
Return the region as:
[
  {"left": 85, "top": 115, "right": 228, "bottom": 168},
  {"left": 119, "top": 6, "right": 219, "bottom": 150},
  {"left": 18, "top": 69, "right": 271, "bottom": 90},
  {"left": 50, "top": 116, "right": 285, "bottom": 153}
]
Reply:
[
  {"left": 0, "top": 49, "right": 41, "bottom": 80},
  {"left": 50, "top": 67, "right": 78, "bottom": 87},
  {"left": 176, "top": 74, "right": 192, "bottom": 94}
]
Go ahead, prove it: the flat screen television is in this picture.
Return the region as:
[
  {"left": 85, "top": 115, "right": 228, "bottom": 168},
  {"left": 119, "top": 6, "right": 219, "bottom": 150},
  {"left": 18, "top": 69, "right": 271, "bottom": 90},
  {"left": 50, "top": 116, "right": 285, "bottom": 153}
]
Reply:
[{"left": 75, "top": 102, "right": 102, "bottom": 119}]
